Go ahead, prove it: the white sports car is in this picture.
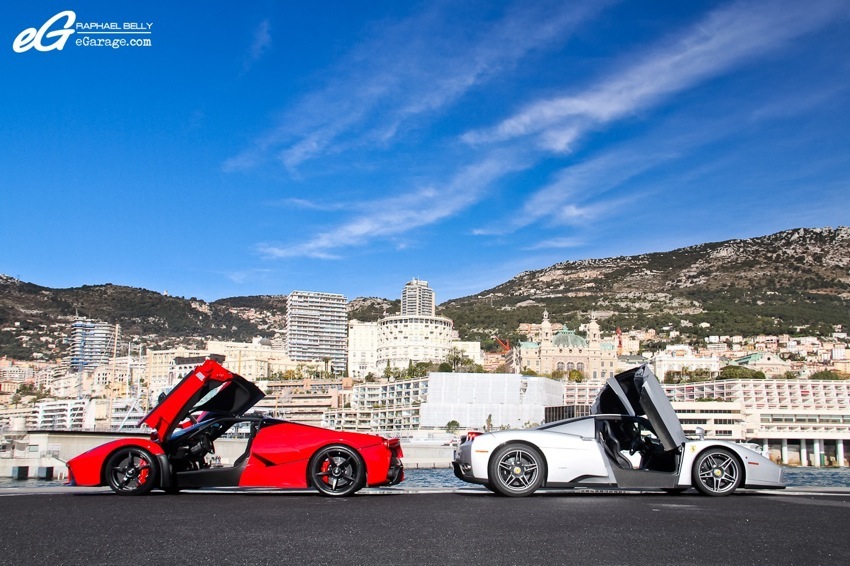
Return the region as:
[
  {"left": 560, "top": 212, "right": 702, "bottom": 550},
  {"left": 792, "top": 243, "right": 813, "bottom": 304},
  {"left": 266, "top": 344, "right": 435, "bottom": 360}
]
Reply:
[{"left": 452, "top": 365, "right": 786, "bottom": 497}]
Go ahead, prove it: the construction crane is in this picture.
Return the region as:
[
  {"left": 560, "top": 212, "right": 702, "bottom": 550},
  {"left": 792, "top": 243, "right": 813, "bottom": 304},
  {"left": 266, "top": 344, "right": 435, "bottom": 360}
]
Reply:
[{"left": 492, "top": 336, "right": 511, "bottom": 354}]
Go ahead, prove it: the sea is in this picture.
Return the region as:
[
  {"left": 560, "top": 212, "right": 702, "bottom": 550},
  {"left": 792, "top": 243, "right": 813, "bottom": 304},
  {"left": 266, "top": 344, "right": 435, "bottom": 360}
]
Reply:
[{"left": 4, "top": 466, "right": 849, "bottom": 490}]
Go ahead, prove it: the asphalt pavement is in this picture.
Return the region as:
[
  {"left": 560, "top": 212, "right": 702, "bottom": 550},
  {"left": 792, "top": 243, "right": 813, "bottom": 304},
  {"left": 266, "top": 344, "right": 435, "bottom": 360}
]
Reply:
[{"left": 0, "top": 487, "right": 848, "bottom": 565}]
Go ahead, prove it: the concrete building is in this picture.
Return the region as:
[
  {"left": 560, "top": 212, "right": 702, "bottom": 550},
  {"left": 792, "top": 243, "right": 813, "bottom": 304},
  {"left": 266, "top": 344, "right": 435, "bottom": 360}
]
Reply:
[
  {"left": 376, "top": 314, "right": 454, "bottom": 371},
  {"left": 419, "top": 372, "right": 564, "bottom": 431},
  {"left": 67, "top": 318, "right": 119, "bottom": 374},
  {"left": 348, "top": 280, "right": 466, "bottom": 376},
  {"left": 146, "top": 346, "right": 208, "bottom": 395},
  {"left": 651, "top": 345, "right": 721, "bottom": 381},
  {"left": 285, "top": 291, "right": 347, "bottom": 373},
  {"left": 401, "top": 278, "right": 436, "bottom": 316},
  {"left": 256, "top": 377, "right": 352, "bottom": 427},
  {"left": 347, "top": 320, "right": 379, "bottom": 380},
  {"left": 511, "top": 313, "right": 617, "bottom": 381},
  {"left": 322, "top": 377, "right": 429, "bottom": 434}
]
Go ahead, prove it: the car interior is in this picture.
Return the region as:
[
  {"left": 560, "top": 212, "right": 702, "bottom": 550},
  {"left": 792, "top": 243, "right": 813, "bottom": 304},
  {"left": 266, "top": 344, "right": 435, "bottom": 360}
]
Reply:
[{"left": 597, "top": 416, "right": 679, "bottom": 474}]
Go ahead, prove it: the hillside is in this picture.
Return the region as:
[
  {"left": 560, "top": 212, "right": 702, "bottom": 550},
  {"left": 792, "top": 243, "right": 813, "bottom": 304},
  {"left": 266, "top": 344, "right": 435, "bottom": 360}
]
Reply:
[
  {"left": 2, "top": 226, "right": 848, "bottom": 360},
  {"left": 441, "top": 227, "right": 850, "bottom": 345}
]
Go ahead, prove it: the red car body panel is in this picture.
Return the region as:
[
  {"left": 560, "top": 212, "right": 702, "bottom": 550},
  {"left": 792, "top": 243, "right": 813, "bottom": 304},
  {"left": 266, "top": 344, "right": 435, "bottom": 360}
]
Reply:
[
  {"left": 66, "top": 360, "right": 404, "bottom": 495},
  {"left": 67, "top": 437, "right": 165, "bottom": 487},
  {"left": 239, "top": 423, "right": 403, "bottom": 488}
]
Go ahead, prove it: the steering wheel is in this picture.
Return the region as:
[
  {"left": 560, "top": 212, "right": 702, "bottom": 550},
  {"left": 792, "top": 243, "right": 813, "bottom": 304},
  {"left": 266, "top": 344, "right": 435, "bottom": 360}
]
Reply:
[{"left": 629, "top": 435, "right": 643, "bottom": 455}]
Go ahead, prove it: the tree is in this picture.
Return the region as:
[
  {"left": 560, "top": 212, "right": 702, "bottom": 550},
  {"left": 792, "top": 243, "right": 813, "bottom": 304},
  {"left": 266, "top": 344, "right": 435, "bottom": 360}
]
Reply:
[
  {"left": 567, "top": 369, "right": 584, "bottom": 383},
  {"left": 718, "top": 366, "right": 766, "bottom": 380},
  {"left": 445, "top": 347, "right": 468, "bottom": 372},
  {"left": 445, "top": 420, "right": 460, "bottom": 434},
  {"left": 810, "top": 370, "right": 848, "bottom": 380}
]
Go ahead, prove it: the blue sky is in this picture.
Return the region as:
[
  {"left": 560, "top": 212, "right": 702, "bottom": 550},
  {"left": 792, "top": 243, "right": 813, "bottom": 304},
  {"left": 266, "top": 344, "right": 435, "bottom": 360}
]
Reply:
[{"left": 2, "top": 1, "right": 849, "bottom": 304}]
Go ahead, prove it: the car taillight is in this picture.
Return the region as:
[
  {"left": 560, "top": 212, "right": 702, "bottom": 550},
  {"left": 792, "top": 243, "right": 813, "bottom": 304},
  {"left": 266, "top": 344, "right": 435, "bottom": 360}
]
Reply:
[{"left": 462, "top": 431, "right": 484, "bottom": 443}]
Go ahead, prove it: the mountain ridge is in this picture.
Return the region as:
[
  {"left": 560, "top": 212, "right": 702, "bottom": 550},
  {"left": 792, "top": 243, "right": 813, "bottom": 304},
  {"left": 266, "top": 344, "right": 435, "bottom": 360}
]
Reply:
[{"left": 2, "top": 226, "right": 848, "bottom": 360}]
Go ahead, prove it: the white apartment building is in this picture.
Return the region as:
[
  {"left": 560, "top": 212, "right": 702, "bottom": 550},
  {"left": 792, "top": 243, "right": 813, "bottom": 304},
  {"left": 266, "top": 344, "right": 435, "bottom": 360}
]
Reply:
[
  {"left": 419, "top": 372, "right": 564, "bottom": 430},
  {"left": 322, "top": 377, "right": 429, "bottom": 433},
  {"left": 146, "top": 346, "right": 208, "bottom": 395},
  {"left": 401, "top": 278, "right": 436, "bottom": 316},
  {"left": 32, "top": 398, "right": 94, "bottom": 430},
  {"left": 285, "top": 291, "right": 347, "bottom": 373},
  {"left": 347, "top": 320, "right": 379, "bottom": 379},
  {"left": 348, "top": 279, "right": 464, "bottom": 375},
  {"left": 376, "top": 313, "right": 455, "bottom": 371},
  {"left": 651, "top": 345, "right": 721, "bottom": 380}
]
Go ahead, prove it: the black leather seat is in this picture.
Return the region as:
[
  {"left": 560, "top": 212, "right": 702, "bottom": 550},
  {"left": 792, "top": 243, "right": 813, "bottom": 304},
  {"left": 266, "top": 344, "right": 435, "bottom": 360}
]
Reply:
[{"left": 601, "top": 420, "right": 633, "bottom": 469}]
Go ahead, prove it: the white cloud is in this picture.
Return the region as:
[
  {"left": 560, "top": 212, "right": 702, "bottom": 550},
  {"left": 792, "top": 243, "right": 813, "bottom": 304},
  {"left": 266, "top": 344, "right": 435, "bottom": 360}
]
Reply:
[
  {"left": 522, "top": 237, "right": 584, "bottom": 251},
  {"left": 243, "top": 19, "right": 271, "bottom": 71},
  {"left": 463, "top": 0, "right": 848, "bottom": 151},
  {"left": 224, "top": 1, "right": 609, "bottom": 172},
  {"left": 254, "top": 155, "right": 526, "bottom": 259}
]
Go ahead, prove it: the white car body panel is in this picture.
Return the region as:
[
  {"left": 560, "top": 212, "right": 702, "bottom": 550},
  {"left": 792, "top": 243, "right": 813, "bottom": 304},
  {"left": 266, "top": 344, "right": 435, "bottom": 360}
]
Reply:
[{"left": 453, "top": 365, "right": 785, "bottom": 495}]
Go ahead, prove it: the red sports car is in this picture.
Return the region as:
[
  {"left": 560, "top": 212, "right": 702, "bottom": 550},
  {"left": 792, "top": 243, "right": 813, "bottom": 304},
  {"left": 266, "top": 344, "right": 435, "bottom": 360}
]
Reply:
[{"left": 66, "top": 359, "right": 404, "bottom": 496}]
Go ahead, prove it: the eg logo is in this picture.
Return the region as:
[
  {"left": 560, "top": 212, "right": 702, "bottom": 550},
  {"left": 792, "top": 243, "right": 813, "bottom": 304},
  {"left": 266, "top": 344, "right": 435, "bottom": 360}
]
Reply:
[{"left": 13, "top": 10, "right": 76, "bottom": 53}]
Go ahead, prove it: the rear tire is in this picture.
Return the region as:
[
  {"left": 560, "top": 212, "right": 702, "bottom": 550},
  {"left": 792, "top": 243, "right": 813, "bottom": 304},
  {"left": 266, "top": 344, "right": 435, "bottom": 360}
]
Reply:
[
  {"left": 309, "top": 445, "right": 365, "bottom": 497},
  {"left": 488, "top": 444, "right": 545, "bottom": 497}
]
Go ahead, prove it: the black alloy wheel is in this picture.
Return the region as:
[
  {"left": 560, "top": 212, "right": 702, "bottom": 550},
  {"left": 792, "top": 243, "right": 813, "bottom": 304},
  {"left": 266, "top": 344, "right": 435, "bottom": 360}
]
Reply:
[
  {"left": 309, "top": 445, "right": 365, "bottom": 497},
  {"left": 105, "top": 447, "right": 158, "bottom": 496}
]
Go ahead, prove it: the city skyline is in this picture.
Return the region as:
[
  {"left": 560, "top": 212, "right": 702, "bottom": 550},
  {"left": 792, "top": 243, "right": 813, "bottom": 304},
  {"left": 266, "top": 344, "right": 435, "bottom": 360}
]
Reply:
[{"left": 2, "top": 1, "right": 850, "bottom": 303}]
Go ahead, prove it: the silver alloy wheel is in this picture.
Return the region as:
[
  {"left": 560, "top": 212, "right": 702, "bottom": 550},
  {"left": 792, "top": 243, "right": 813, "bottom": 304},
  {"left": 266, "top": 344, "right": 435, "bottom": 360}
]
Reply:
[
  {"left": 693, "top": 449, "right": 741, "bottom": 496},
  {"left": 489, "top": 444, "right": 545, "bottom": 497}
]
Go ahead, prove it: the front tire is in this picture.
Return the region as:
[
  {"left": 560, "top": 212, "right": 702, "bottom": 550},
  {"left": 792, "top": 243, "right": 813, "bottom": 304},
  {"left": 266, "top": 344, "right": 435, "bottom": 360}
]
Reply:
[
  {"left": 488, "top": 444, "right": 546, "bottom": 497},
  {"left": 309, "top": 445, "right": 365, "bottom": 497},
  {"left": 692, "top": 448, "right": 741, "bottom": 496},
  {"left": 105, "top": 447, "right": 158, "bottom": 496}
]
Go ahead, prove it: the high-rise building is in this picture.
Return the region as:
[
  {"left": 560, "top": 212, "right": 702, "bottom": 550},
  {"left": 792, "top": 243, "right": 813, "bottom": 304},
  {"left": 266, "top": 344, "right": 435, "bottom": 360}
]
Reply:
[
  {"left": 401, "top": 278, "right": 435, "bottom": 316},
  {"left": 285, "top": 291, "right": 347, "bottom": 373},
  {"left": 377, "top": 279, "right": 454, "bottom": 371},
  {"left": 67, "top": 318, "right": 119, "bottom": 373}
]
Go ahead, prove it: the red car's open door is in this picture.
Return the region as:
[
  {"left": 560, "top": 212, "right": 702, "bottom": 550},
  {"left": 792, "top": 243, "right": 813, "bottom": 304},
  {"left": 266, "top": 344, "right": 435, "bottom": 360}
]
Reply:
[{"left": 140, "top": 359, "right": 264, "bottom": 443}]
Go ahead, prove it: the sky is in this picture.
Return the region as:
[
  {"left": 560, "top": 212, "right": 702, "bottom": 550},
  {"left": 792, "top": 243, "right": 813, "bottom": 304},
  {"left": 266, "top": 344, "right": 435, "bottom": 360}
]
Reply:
[{"left": 2, "top": 1, "right": 849, "bottom": 304}]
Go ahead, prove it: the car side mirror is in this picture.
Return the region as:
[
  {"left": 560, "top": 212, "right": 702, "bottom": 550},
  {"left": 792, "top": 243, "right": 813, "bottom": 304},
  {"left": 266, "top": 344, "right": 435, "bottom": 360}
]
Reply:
[{"left": 695, "top": 426, "right": 705, "bottom": 441}]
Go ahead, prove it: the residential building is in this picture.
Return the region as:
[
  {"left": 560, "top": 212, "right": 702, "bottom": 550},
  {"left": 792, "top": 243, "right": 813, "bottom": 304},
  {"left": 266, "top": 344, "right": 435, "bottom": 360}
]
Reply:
[
  {"left": 285, "top": 291, "right": 347, "bottom": 373},
  {"left": 401, "top": 278, "right": 436, "bottom": 316},
  {"left": 347, "top": 320, "right": 379, "bottom": 379},
  {"left": 350, "top": 279, "right": 463, "bottom": 375},
  {"left": 67, "top": 318, "right": 119, "bottom": 373},
  {"left": 651, "top": 345, "right": 721, "bottom": 381},
  {"left": 322, "top": 376, "right": 429, "bottom": 434}
]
